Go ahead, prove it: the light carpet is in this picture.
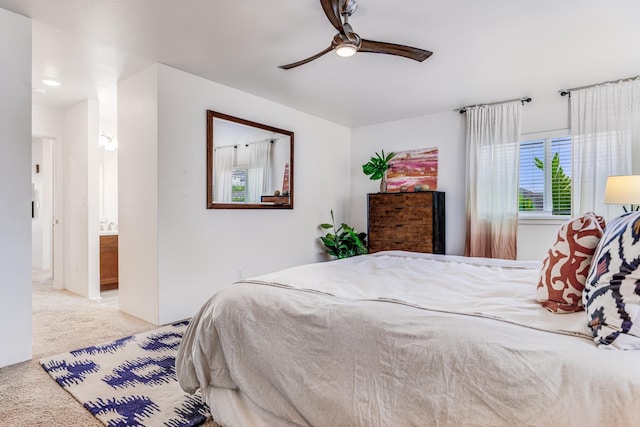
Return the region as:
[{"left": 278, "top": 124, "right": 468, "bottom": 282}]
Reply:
[{"left": 41, "top": 321, "right": 211, "bottom": 427}]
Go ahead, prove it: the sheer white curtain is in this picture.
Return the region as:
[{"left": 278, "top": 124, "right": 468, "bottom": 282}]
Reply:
[
  {"left": 570, "top": 79, "right": 640, "bottom": 220},
  {"left": 465, "top": 100, "right": 522, "bottom": 260},
  {"left": 214, "top": 146, "right": 234, "bottom": 203},
  {"left": 246, "top": 140, "right": 272, "bottom": 203}
]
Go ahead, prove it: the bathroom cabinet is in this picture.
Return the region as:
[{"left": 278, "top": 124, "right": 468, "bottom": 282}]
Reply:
[{"left": 100, "top": 234, "right": 118, "bottom": 291}]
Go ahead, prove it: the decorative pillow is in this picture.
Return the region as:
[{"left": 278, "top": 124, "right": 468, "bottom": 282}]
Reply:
[
  {"left": 536, "top": 212, "right": 605, "bottom": 313},
  {"left": 584, "top": 211, "right": 640, "bottom": 349}
]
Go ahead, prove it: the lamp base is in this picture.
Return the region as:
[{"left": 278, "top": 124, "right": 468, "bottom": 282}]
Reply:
[{"left": 622, "top": 205, "right": 640, "bottom": 213}]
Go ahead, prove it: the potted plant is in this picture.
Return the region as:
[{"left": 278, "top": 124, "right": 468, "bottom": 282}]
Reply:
[
  {"left": 319, "top": 210, "right": 367, "bottom": 259},
  {"left": 362, "top": 149, "right": 396, "bottom": 192}
]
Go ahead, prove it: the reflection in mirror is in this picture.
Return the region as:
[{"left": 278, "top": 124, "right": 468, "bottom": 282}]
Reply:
[{"left": 207, "top": 110, "right": 294, "bottom": 209}]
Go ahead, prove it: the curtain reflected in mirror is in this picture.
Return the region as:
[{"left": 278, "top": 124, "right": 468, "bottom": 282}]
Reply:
[
  {"left": 214, "top": 146, "right": 234, "bottom": 202},
  {"left": 207, "top": 110, "right": 294, "bottom": 209}
]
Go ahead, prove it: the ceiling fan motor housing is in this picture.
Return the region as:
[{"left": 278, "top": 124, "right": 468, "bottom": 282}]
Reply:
[{"left": 334, "top": 33, "right": 361, "bottom": 49}]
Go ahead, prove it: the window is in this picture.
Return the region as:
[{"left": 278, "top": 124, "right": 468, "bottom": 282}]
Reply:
[
  {"left": 519, "top": 135, "right": 571, "bottom": 215},
  {"left": 231, "top": 169, "right": 247, "bottom": 202}
]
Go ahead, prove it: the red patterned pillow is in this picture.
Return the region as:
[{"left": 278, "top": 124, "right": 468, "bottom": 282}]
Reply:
[{"left": 536, "top": 212, "right": 605, "bottom": 313}]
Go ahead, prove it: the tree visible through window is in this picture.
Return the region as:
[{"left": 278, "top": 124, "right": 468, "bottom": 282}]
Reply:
[{"left": 519, "top": 136, "right": 571, "bottom": 215}]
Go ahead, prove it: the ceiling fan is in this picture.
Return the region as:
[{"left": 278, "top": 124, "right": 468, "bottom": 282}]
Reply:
[{"left": 278, "top": 0, "right": 432, "bottom": 70}]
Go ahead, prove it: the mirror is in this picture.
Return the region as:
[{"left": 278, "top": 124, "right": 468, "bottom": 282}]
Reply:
[{"left": 207, "top": 110, "right": 294, "bottom": 209}]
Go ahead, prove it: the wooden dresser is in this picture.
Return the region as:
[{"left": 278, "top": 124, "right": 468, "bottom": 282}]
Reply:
[
  {"left": 367, "top": 191, "right": 445, "bottom": 254},
  {"left": 100, "top": 234, "right": 119, "bottom": 291}
]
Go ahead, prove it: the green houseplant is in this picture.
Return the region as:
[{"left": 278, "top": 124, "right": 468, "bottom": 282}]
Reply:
[
  {"left": 362, "top": 149, "right": 396, "bottom": 192},
  {"left": 535, "top": 153, "right": 571, "bottom": 215},
  {"left": 319, "top": 210, "right": 367, "bottom": 259}
]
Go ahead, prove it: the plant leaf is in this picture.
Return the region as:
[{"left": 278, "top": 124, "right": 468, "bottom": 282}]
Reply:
[
  {"left": 534, "top": 157, "right": 544, "bottom": 170},
  {"left": 385, "top": 152, "right": 396, "bottom": 162}
]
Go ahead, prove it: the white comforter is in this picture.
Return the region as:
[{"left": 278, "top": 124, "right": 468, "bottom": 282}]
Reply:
[{"left": 176, "top": 251, "right": 640, "bottom": 427}]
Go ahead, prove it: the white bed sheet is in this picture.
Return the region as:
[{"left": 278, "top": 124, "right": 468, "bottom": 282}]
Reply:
[
  {"left": 177, "top": 251, "right": 640, "bottom": 427},
  {"left": 252, "top": 251, "right": 589, "bottom": 339}
]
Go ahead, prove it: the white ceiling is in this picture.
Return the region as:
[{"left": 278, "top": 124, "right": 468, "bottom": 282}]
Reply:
[{"left": 1, "top": 0, "right": 640, "bottom": 127}]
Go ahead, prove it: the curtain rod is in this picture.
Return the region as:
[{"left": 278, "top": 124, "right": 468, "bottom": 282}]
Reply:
[
  {"left": 235, "top": 137, "right": 278, "bottom": 148},
  {"left": 458, "top": 97, "right": 532, "bottom": 114},
  {"left": 214, "top": 138, "right": 278, "bottom": 151},
  {"left": 559, "top": 75, "right": 640, "bottom": 97}
]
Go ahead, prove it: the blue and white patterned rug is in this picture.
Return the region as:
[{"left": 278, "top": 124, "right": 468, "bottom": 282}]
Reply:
[{"left": 40, "top": 320, "right": 211, "bottom": 427}]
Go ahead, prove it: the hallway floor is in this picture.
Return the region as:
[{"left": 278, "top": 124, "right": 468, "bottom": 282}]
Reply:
[{"left": 0, "top": 275, "right": 154, "bottom": 425}]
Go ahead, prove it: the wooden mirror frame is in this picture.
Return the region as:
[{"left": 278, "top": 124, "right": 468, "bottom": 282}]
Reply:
[{"left": 206, "top": 110, "right": 294, "bottom": 209}]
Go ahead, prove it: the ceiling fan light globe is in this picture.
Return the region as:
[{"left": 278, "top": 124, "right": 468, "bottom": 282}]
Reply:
[{"left": 335, "top": 44, "right": 357, "bottom": 57}]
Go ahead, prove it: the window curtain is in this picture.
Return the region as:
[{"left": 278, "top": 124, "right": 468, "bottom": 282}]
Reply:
[
  {"left": 246, "top": 140, "right": 272, "bottom": 203},
  {"left": 465, "top": 100, "right": 522, "bottom": 260},
  {"left": 570, "top": 79, "right": 640, "bottom": 220},
  {"left": 214, "top": 146, "right": 234, "bottom": 203}
]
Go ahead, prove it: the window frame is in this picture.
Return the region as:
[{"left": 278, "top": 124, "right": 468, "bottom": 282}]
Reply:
[{"left": 518, "top": 129, "right": 572, "bottom": 221}]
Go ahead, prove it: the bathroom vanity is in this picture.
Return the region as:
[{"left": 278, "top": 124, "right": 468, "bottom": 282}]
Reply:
[{"left": 99, "top": 233, "right": 118, "bottom": 291}]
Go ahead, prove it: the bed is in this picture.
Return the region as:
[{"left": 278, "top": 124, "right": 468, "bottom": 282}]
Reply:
[{"left": 176, "top": 250, "right": 640, "bottom": 427}]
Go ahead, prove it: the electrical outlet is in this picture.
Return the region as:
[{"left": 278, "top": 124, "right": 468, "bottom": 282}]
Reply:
[{"left": 236, "top": 269, "right": 242, "bottom": 279}]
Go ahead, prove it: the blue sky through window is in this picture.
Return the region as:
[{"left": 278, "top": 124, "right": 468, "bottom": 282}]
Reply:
[{"left": 519, "top": 140, "right": 544, "bottom": 193}]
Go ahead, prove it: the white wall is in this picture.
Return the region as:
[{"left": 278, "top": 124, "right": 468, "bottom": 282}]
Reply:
[
  {"left": 351, "top": 111, "right": 466, "bottom": 255},
  {"left": 118, "top": 64, "right": 351, "bottom": 325},
  {"left": 517, "top": 219, "right": 566, "bottom": 261},
  {"left": 118, "top": 64, "right": 160, "bottom": 324},
  {"left": 63, "top": 100, "right": 101, "bottom": 299},
  {"left": 0, "top": 8, "right": 31, "bottom": 368},
  {"left": 33, "top": 104, "right": 64, "bottom": 138},
  {"left": 350, "top": 88, "right": 574, "bottom": 259}
]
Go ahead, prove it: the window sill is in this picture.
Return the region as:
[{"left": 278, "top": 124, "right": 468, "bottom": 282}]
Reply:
[{"left": 519, "top": 214, "right": 568, "bottom": 226}]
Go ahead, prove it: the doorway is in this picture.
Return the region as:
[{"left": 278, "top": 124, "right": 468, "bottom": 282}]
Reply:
[
  {"left": 31, "top": 136, "right": 64, "bottom": 289},
  {"left": 31, "top": 137, "right": 53, "bottom": 281}
]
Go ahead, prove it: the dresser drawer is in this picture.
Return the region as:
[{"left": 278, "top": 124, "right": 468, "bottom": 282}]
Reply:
[
  {"left": 369, "top": 239, "right": 433, "bottom": 253},
  {"left": 368, "top": 225, "right": 434, "bottom": 246},
  {"left": 367, "top": 207, "right": 433, "bottom": 224},
  {"left": 369, "top": 192, "right": 433, "bottom": 209},
  {"left": 368, "top": 217, "right": 433, "bottom": 229}
]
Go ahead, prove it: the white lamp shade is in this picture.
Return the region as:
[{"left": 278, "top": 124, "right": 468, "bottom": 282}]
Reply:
[{"left": 604, "top": 175, "right": 640, "bottom": 205}]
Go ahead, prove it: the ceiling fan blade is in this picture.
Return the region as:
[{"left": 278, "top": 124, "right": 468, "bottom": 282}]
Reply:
[
  {"left": 278, "top": 46, "right": 334, "bottom": 70},
  {"left": 359, "top": 39, "right": 433, "bottom": 62},
  {"left": 320, "top": 0, "right": 343, "bottom": 32}
]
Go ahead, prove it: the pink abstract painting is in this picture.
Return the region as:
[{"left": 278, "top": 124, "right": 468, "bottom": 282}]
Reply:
[{"left": 386, "top": 148, "right": 438, "bottom": 192}]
